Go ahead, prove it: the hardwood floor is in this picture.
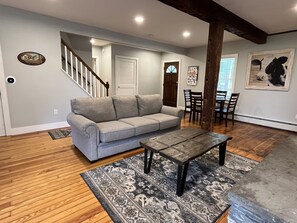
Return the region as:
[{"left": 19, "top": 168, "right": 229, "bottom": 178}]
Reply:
[{"left": 0, "top": 119, "right": 295, "bottom": 222}]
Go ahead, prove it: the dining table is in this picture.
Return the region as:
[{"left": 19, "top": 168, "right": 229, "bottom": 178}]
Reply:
[
  {"left": 190, "top": 95, "right": 226, "bottom": 122},
  {"left": 216, "top": 96, "right": 226, "bottom": 120}
]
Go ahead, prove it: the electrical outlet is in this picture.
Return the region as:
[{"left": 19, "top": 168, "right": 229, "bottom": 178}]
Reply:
[
  {"left": 295, "top": 114, "right": 297, "bottom": 119},
  {"left": 54, "top": 109, "right": 58, "bottom": 115}
]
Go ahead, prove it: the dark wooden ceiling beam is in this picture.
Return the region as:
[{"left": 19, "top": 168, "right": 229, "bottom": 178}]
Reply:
[{"left": 158, "top": 0, "right": 268, "bottom": 44}]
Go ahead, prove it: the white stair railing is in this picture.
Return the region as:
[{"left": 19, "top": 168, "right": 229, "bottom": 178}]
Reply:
[{"left": 61, "top": 39, "right": 109, "bottom": 97}]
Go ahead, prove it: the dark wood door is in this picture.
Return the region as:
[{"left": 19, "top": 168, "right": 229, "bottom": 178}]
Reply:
[{"left": 163, "top": 62, "right": 179, "bottom": 107}]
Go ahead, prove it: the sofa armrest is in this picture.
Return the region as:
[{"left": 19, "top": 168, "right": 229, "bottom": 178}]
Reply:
[
  {"left": 67, "top": 112, "right": 99, "bottom": 137},
  {"left": 161, "top": 106, "right": 183, "bottom": 119}
]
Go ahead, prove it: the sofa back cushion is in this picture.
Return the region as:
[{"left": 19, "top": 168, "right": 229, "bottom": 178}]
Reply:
[
  {"left": 136, "top": 94, "right": 162, "bottom": 116},
  {"left": 71, "top": 97, "right": 116, "bottom": 122},
  {"left": 112, "top": 95, "right": 138, "bottom": 119}
]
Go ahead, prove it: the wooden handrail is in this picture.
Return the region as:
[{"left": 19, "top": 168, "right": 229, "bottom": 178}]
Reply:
[{"left": 61, "top": 39, "right": 109, "bottom": 95}]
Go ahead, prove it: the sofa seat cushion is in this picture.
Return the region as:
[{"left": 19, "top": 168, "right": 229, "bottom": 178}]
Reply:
[
  {"left": 119, "top": 117, "right": 159, "bottom": 136},
  {"left": 97, "top": 121, "right": 134, "bottom": 143},
  {"left": 144, "top": 113, "right": 179, "bottom": 130}
]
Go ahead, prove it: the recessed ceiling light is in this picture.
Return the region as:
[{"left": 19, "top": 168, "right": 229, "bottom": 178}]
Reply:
[
  {"left": 294, "top": 4, "right": 297, "bottom": 11},
  {"left": 183, "top": 31, "right": 191, "bottom": 38},
  {"left": 134, "top": 15, "right": 144, "bottom": 25},
  {"left": 90, "top": 38, "right": 95, "bottom": 44}
]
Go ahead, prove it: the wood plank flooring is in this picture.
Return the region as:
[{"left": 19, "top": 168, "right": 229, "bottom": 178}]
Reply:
[{"left": 0, "top": 119, "right": 295, "bottom": 222}]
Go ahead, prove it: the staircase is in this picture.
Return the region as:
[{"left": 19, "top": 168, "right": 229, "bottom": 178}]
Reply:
[{"left": 61, "top": 39, "right": 109, "bottom": 97}]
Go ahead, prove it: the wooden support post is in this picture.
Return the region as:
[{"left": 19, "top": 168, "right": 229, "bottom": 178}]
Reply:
[{"left": 201, "top": 21, "right": 224, "bottom": 131}]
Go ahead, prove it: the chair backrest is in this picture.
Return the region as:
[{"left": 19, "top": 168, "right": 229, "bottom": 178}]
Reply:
[
  {"left": 184, "top": 89, "right": 191, "bottom": 105},
  {"left": 190, "top": 91, "right": 203, "bottom": 110},
  {"left": 216, "top": 90, "right": 227, "bottom": 99},
  {"left": 227, "top": 93, "right": 240, "bottom": 112}
]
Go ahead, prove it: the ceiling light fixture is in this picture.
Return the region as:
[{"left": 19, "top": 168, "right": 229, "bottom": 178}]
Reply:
[
  {"left": 134, "top": 15, "right": 144, "bottom": 25},
  {"left": 183, "top": 31, "right": 191, "bottom": 38},
  {"left": 294, "top": 4, "right": 297, "bottom": 11},
  {"left": 90, "top": 38, "right": 95, "bottom": 44}
]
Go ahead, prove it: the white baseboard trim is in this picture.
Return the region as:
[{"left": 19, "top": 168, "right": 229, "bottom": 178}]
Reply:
[
  {"left": 235, "top": 114, "right": 297, "bottom": 132},
  {"left": 7, "top": 121, "right": 69, "bottom": 136}
]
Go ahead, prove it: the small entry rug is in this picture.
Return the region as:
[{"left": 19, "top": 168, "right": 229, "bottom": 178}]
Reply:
[
  {"left": 48, "top": 128, "right": 71, "bottom": 140},
  {"left": 81, "top": 149, "right": 257, "bottom": 223}
]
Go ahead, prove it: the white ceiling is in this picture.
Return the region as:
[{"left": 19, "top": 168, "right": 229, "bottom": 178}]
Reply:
[{"left": 0, "top": 0, "right": 297, "bottom": 48}]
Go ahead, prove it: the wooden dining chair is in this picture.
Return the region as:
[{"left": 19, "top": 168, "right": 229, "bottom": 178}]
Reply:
[
  {"left": 216, "top": 90, "right": 227, "bottom": 109},
  {"left": 215, "top": 93, "right": 240, "bottom": 127},
  {"left": 189, "top": 91, "right": 203, "bottom": 124},
  {"left": 216, "top": 90, "right": 227, "bottom": 98},
  {"left": 183, "top": 89, "right": 191, "bottom": 118}
]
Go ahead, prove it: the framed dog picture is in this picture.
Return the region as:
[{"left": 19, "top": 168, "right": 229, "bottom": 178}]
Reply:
[{"left": 245, "top": 48, "right": 295, "bottom": 91}]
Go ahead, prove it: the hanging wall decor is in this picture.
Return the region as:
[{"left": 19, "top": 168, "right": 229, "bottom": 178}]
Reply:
[
  {"left": 187, "top": 66, "right": 199, "bottom": 86},
  {"left": 17, "top": 52, "right": 46, "bottom": 66},
  {"left": 245, "top": 48, "right": 295, "bottom": 91}
]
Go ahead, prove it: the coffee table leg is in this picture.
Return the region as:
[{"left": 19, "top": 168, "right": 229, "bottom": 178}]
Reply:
[
  {"left": 144, "top": 149, "right": 153, "bottom": 174},
  {"left": 177, "top": 163, "right": 189, "bottom": 196},
  {"left": 219, "top": 142, "right": 226, "bottom": 166}
]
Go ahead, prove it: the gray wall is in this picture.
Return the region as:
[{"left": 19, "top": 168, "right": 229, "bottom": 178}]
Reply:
[
  {"left": 0, "top": 5, "right": 185, "bottom": 133},
  {"left": 111, "top": 44, "right": 162, "bottom": 95},
  {"left": 92, "top": 45, "right": 102, "bottom": 74},
  {"left": 101, "top": 45, "right": 112, "bottom": 94},
  {"left": 0, "top": 7, "right": 89, "bottom": 129},
  {"left": 188, "top": 32, "right": 297, "bottom": 130}
]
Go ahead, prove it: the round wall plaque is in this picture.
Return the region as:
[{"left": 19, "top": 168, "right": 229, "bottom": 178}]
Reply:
[{"left": 17, "top": 52, "right": 46, "bottom": 66}]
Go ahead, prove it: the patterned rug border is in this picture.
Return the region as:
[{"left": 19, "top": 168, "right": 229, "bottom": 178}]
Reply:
[
  {"left": 81, "top": 172, "right": 123, "bottom": 222},
  {"left": 81, "top": 151, "right": 258, "bottom": 223}
]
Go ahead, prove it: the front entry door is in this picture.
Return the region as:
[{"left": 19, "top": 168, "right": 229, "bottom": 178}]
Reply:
[{"left": 163, "top": 62, "right": 179, "bottom": 107}]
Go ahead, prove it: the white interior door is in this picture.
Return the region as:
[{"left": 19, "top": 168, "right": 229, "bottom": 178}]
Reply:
[
  {"left": 115, "top": 56, "right": 138, "bottom": 95},
  {"left": 0, "top": 93, "right": 5, "bottom": 136},
  {"left": 0, "top": 43, "right": 7, "bottom": 136}
]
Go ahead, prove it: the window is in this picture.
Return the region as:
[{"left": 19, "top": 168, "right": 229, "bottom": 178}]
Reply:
[
  {"left": 217, "top": 54, "right": 238, "bottom": 98},
  {"left": 166, "top": 65, "right": 177, "bottom": 74}
]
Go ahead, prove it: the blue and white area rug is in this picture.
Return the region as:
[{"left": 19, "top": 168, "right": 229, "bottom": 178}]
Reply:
[{"left": 81, "top": 149, "right": 257, "bottom": 223}]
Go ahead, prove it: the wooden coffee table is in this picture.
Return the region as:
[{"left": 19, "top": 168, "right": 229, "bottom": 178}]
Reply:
[{"left": 140, "top": 128, "right": 232, "bottom": 196}]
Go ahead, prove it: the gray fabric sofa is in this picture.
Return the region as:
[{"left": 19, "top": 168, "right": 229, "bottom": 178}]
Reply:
[{"left": 67, "top": 94, "right": 183, "bottom": 161}]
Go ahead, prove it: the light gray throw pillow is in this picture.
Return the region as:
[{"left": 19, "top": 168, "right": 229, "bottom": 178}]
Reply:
[
  {"left": 136, "top": 94, "right": 162, "bottom": 116},
  {"left": 112, "top": 95, "right": 138, "bottom": 119},
  {"left": 71, "top": 97, "right": 116, "bottom": 123}
]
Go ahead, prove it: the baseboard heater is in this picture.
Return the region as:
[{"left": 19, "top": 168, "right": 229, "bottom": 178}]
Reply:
[{"left": 235, "top": 113, "right": 297, "bottom": 127}]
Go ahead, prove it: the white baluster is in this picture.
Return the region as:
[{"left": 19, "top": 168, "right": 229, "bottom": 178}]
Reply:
[
  {"left": 64, "top": 46, "right": 68, "bottom": 74},
  {"left": 94, "top": 79, "right": 97, "bottom": 97},
  {"left": 80, "top": 62, "right": 83, "bottom": 87},
  {"left": 75, "top": 57, "right": 78, "bottom": 82},
  {"left": 85, "top": 67, "right": 88, "bottom": 91},
  {"left": 90, "top": 72, "right": 93, "bottom": 96},
  {"left": 70, "top": 51, "right": 73, "bottom": 79}
]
